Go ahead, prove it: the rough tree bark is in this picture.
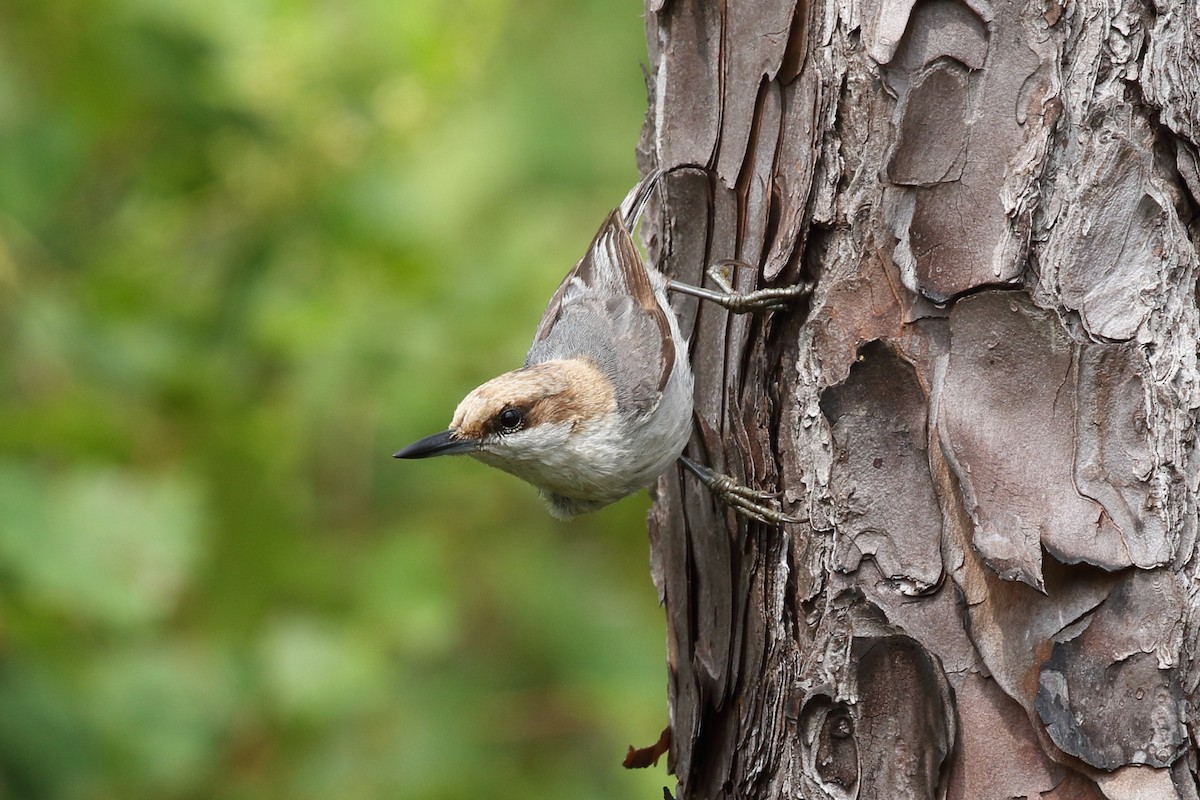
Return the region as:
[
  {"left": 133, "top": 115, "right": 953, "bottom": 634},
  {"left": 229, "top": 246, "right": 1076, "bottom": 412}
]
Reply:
[{"left": 639, "top": 1, "right": 1200, "bottom": 797}]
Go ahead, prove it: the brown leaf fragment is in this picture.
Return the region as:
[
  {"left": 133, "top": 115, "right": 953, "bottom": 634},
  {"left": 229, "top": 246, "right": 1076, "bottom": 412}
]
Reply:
[{"left": 624, "top": 726, "right": 672, "bottom": 769}]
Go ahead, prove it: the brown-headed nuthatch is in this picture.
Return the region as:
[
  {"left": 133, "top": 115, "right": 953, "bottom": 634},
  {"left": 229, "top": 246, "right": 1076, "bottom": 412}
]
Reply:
[{"left": 395, "top": 171, "right": 809, "bottom": 524}]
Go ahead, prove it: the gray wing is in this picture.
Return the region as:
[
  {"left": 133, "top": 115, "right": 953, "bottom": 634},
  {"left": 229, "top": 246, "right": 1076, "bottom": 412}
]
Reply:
[
  {"left": 529, "top": 171, "right": 661, "bottom": 344},
  {"left": 527, "top": 206, "right": 674, "bottom": 415}
]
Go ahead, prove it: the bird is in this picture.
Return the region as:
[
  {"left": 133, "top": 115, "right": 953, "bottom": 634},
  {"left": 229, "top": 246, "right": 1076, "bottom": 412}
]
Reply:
[{"left": 394, "top": 170, "right": 808, "bottom": 523}]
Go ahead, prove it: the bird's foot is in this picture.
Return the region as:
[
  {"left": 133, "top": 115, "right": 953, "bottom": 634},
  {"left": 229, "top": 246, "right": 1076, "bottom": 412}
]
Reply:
[
  {"left": 668, "top": 259, "right": 811, "bottom": 314},
  {"left": 679, "top": 456, "right": 804, "bottom": 526}
]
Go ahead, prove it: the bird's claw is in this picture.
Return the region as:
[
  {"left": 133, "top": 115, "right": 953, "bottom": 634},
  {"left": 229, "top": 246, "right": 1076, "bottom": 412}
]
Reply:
[
  {"left": 679, "top": 456, "right": 804, "bottom": 526},
  {"left": 667, "top": 259, "right": 811, "bottom": 315},
  {"left": 704, "top": 260, "right": 812, "bottom": 313}
]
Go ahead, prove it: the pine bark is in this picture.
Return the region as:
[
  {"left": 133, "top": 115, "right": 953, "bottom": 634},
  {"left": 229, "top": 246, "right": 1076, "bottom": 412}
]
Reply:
[{"left": 640, "top": 1, "right": 1200, "bottom": 797}]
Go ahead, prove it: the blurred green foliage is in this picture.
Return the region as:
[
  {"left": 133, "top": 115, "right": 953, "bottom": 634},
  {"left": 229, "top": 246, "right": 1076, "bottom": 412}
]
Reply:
[{"left": 0, "top": 0, "right": 670, "bottom": 797}]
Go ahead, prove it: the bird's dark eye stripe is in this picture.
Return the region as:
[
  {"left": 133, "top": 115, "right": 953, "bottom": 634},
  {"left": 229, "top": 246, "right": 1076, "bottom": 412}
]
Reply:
[{"left": 497, "top": 406, "right": 524, "bottom": 432}]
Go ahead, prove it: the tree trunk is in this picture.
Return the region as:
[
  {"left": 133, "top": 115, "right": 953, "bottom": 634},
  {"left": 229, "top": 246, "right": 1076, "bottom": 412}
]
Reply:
[{"left": 640, "top": 1, "right": 1200, "bottom": 797}]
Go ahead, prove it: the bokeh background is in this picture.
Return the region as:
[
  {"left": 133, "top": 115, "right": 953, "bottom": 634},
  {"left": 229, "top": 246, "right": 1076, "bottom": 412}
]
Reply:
[{"left": 0, "top": 1, "right": 670, "bottom": 797}]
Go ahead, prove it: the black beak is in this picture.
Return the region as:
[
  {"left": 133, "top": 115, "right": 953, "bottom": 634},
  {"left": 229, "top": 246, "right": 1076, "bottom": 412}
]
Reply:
[{"left": 393, "top": 430, "right": 478, "bottom": 459}]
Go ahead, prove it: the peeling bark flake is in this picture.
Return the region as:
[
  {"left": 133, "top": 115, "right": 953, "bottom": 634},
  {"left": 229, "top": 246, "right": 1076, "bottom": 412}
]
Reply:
[
  {"left": 821, "top": 341, "right": 943, "bottom": 593},
  {"left": 1036, "top": 569, "right": 1187, "bottom": 770},
  {"left": 939, "top": 292, "right": 1166, "bottom": 585}
]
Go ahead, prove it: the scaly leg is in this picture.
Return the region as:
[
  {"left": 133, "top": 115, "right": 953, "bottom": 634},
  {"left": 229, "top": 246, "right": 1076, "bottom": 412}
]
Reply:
[
  {"left": 679, "top": 456, "right": 805, "bottom": 526},
  {"left": 668, "top": 259, "right": 811, "bottom": 314}
]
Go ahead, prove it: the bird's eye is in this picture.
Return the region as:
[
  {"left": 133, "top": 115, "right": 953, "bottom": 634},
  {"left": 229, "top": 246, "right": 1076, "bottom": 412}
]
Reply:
[{"left": 497, "top": 407, "right": 524, "bottom": 432}]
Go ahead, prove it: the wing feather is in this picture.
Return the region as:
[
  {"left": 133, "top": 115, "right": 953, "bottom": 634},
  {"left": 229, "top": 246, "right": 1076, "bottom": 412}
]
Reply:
[{"left": 527, "top": 177, "right": 676, "bottom": 414}]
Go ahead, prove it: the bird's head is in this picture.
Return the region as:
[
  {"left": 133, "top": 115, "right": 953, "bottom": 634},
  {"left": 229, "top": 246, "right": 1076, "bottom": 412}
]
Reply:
[{"left": 394, "top": 358, "right": 617, "bottom": 487}]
